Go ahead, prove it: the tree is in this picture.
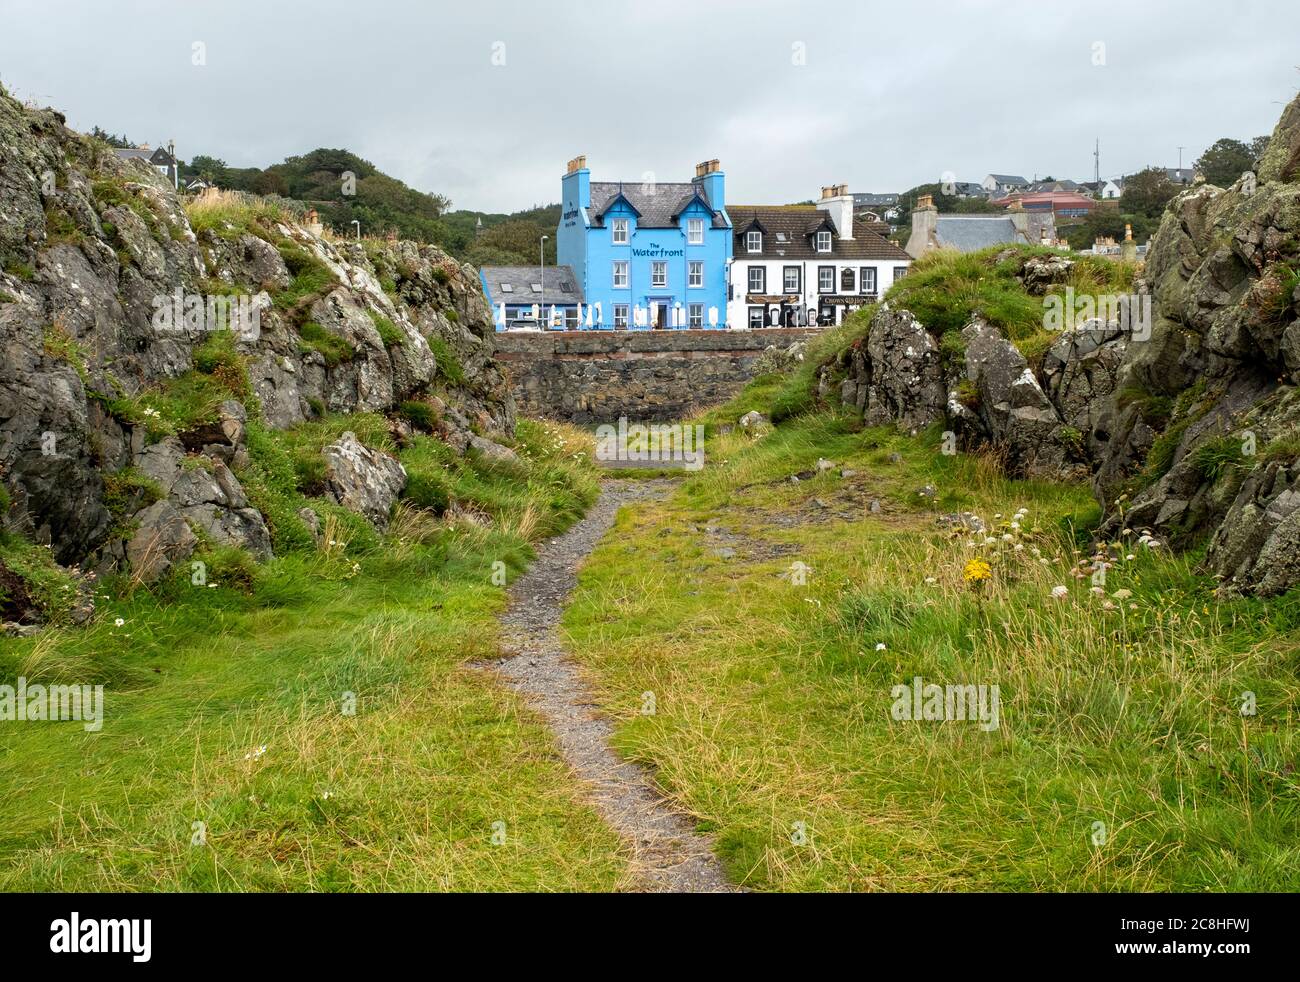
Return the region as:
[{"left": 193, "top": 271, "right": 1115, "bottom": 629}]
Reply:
[
  {"left": 1119, "top": 167, "right": 1180, "bottom": 219},
  {"left": 1063, "top": 210, "right": 1152, "bottom": 251},
  {"left": 1195, "top": 138, "right": 1255, "bottom": 187},
  {"left": 90, "top": 126, "right": 132, "bottom": 149}
]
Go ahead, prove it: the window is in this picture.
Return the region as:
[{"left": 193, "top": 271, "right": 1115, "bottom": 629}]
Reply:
[
  {"left": 564, "top": 307, "right": 578, "bottom": 328},
  {"left": 747, "top": 266, "right": 766, "bottom": 293},
  {"left": 651, "top": 261, "right": 667, "bottom": 288},
  {"left": 614, "top": 304, "right": 629, "bottom": 329},
  {"left": 688, "top": 261, "right": 704, "bottom": 288},
  {"left": 893, "top": 266, "right": 909, "bottom": 281},
  {"left": 816, "top": 230, "right": 832, "bottom": 252},
  {"left": 500, "top": 283, "right": 513, "bottom": 293},
  {"left": 689, "top": 303, "right": 704, "bottom": 328},
  {"left": 612, "top": 261, "right": 628, "bottom": 288},
  {"left": 818, "top": 266, "right": 834, "bottom": 293},
  {"left": 530, "top": 283, "right": 542, "bottom": 293},
  {"left": 748, "top": 307, "right": 765, "bottom": 329},
  {"left": 746, "top": 230, "right": 762, "bottom": 253},
  {"left": 840, "top": 267, "right": 855, "bottom": 292},
  {"left": 687, "top": 218, "right": 704, "bottom": 245},
  {"left": 860, "top": 267, "right": 877, "bottom": 295},
  {"left": 783, "top": 266, "right": 800, "bottom": 292},
  {"left": 612, "top": 218, "right": 629, "bottom": 244}
]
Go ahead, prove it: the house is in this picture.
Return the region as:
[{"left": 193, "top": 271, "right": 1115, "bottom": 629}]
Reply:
[
  {"left": 556, "top": 156, "right": 731, "bottom": 330},
  {"left": 114, "top": 144, "right": 178, "bottom": 187},
  {"left": 726, "top": 185, "right": 912, "bottom": 329},
  {"left": 981, "top": 173, "right": 1029, "bottom": 195},
  {"left": 479, "top": 265, "right": 585, "bottom": 331},
  {"left": 852, "top": 192, "right": 901, "bottom": 222},
  {"left": 1026, "top": 179, "right": 1084, "bottom": 193},
  {"left": 991, "top": 190, "right": 1097, "bottom": 220},
  {"left": 905, "top": 195, "right": 1057, "bottom": 258},
  {"left": 1080, "top": 179, "right": 1123, "bottom": 199},
  {"left": 1163, "top": 167, "right": 1197, "bottom": 185},
  {"left": 951, "top": 182, "right": 989, "bottom": 198}
]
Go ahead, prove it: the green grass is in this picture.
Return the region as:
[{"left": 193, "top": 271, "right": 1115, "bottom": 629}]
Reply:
[
  {"left": 427, "top": 334, "right": 467, "bottom": 387},
  {"left": 368, "top": 311, "right": 405, "bottom": 348},
  {"left": 0, "top": 417, "right": 625, "bottom": 891},
  {"left": 561, "top": 385, "right": 1300, "bottom": 891},
  {"left": 298, "top": 322, "right": 356, "bottom": 367}
]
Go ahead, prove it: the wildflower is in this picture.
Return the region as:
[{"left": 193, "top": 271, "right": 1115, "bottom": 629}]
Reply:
[
  {"left": 1090, "top": 586, "right": 1105, "bottom": 596},
  {"left": 1050, "top": 585, "right": 1069, "bottom": 600},
  {"left": 1112, "top": 589, "right": 1133, "bottom": 600},
  {"left": 875, "top": 642, "right": 887, "bottom": 651},
  {"left": 994, "top": 513, "right": 1003, "bottom": 520},
  {"left": 1126, "top": 554, "right": 1135, "bottom": 561},
  {"left": 1102, "top": 600, "right": 1116, "bottom": 611},
  {"left": 963, "top": 558, "right": 992, "bottom": 583},
  {"left": 244, "top": 745, "right": 268, "bottom": 761},
  {"left": 1001, "top": 533, "right": 1013, "bottom": 542},
  {"left": 984, "top": 536, "right": 997, "bottom": 546},
  {"left": 924, "top": 576, "right": 937, "bottom": 584},
  {"left": 114, "top": 617, "right": 125, "bottom": 627},
  {"left": 1010, "top": 522, "right": 1021, "bottom": 530},
  {"left": 1013, "top": 543, "right": 1024, "bottom": 552}
]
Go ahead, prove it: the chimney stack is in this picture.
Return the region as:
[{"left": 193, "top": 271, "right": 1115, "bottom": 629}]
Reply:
[
  {"left": 566, "top": 155, "right": 587, "bottom": 174},
  {"left": 816, "top": 183, "right": 854, "bottom": 239}
]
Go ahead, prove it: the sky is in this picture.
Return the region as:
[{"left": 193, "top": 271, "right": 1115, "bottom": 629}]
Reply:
[{"left": 1, "top": 0, "right": 1296, "bottom": 213}]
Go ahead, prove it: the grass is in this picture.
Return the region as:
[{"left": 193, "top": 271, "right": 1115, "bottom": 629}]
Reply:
[
  {"left": 0, "top": 417, "right": 625, "bottom": 891},
  {"left": 560, "top": 379, "right": 1300, "bottom": 891},
  {"left": 298, "top": 322, "right": 356, "bottom": 367},
  {"left": 184, "top": 188, "right": 292, "bottom": 239},
  {"left": 427, "top": 334, "right": 467, "bottom": 387}
]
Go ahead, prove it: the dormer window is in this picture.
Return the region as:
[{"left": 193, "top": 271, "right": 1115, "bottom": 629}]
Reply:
[
  {"left": 746, "top": 230, "right": 762, "bottom": 253},
  {"left": 687, "top": 218, "right": 704, "bottom": 245},
  {"left": 816, "top": 230, "right": 832, "bottom": 252},
  {"left": 612, "top": 218, "right": 629, "bottom": 244}
]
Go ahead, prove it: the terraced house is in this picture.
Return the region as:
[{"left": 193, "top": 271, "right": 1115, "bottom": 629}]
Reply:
[
  {"left": 727, "top": 185, "right": 913, "bottom": 328},
  {"left": 557, "top": 156, "right": 732, "bottom": 329}
]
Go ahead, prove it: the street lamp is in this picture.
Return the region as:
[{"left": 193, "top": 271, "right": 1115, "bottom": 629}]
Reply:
[
  {"left": 540, "top": 235, "right": 548, "bottom": 329},
  {"left": 350, "top": 220, "right": 360, "bottom": 241}
]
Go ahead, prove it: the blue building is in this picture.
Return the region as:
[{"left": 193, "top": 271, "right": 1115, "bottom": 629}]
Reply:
[{"left": 558, "top": 156, "right": 732, "bottom": 329}]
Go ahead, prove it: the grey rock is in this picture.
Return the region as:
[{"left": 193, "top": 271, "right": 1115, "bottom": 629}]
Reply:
[{"left": 322, "top": 431, "right": 407, "bottom": 527}]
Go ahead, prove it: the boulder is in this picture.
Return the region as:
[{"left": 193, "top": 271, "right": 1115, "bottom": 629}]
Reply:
[{"left": 321, "top": 431, "right": 407, "bottom": 527}]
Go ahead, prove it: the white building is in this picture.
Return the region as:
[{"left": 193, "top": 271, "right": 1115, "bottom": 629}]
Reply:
[{"left": 726, "top": 185, "right": 913, "bottom": 329}]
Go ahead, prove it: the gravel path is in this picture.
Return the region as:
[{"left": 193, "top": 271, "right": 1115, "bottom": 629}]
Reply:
[{"left": 487, "top": 479, "right": 737, "bottom": 893}]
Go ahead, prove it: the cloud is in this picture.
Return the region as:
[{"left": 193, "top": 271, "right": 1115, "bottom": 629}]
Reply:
[{"left": 0, "top": 0, "right": 1295, "bottom": 211}]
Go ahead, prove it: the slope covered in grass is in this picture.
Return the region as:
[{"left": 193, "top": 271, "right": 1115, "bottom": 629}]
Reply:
[
  {"left": 563, "top": 383, "right": 1300, "bottom": 891},
  {"left": 0, "top": 418, "right": 624, "bottom": 891}
]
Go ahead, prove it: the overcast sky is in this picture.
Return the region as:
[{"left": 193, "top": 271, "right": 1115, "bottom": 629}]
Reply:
[{"left": 1, "top": 0, "right": 1296, "bottom": 212}]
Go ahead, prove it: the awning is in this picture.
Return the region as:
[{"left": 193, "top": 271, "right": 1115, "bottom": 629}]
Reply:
[{"left": 745, "top": 294, "right": 801, "bottom": 304}]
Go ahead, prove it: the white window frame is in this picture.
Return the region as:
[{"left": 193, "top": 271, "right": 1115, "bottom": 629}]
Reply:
[
  {"left": 816, "top": 230, "right": 832, "bottom": 253},
  {"left": 614, "top": 303, "right": 629, "bottom": 329},
  {"left": 687, "top": 218, "right": 704, "bottom": 245},
  {"left": 818, "top": 266, "right": 834, "bottom": 293},
  {"left": 860, "top": 267, "right": 877, "bottom": 294},
  {"left": 688, "top": 261, "right": 704, "bottom": 288},
  {"left": 783, "top": 266, "right": 800, "bottom": 293},
  {"left": 748, "top": 266, "right": 765, "bottom": 293},
  {"left": 689, "top": 302, "right": 704, "bottom": 328},
  {"left": 651, "top": 261, "right": 667, "bottom": 288},
  {"left": 893, "top": 265, "right": 909, "bottom": 281},
  {"left": 747, "top": 307, "right": 765, "bottom": 328},
  {"left": 612, "top": 218, "right": 629, "bottom": 244},
  {"left": 612, "top": 261, "right": 629, "bottom": 289},
  {"left": 746, "top": 230, "right": 762, "bottom": 253}
]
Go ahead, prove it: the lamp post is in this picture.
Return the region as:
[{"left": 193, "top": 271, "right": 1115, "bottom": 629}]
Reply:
[
  {"left": 351, "top": 220, "right": 360, "bottom": 241},
  {"left": 540, "top": 235, "right": 548, "bottom": 329}
]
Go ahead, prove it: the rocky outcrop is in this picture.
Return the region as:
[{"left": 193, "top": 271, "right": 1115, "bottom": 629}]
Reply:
[
  {"left": 1088, "top": 92, "right": 1300, "bottom": 594},
  {"left": 0, "top": 89, "right": 514, "bottom": 592},
  {"left": 322, "top": 431, "right": 407, "bottom": 528}
]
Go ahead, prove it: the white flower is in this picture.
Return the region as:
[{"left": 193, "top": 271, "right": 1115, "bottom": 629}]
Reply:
[
  {"left": 924, "top": 576, "right": 937, "bottom": 584},
  {"left": 994, "top": 513, "right": 1003, "bottom": 520},
  {"left": 113, "top": 617, "right": 125, "bottom": 627},
  {"left": 1090, "top": 586, "right": 1105, "bottom": 596},
  {"left": 1010, "top": 521, "right": 1021, "bottom": 530},
  {"left": 1001, "top": 533, "right": 1013, "bottom": 542},
  {"left": 1013, "top": 543, "right": 1024, "bottom": 552},
  {"left": 244, "top": 745, "right": 267, "bottom": 761},
  {"left": 984, "top": 537, "right": 997, "bottom": 546},
  {"left": 1112, "top": 589, "right": 1133, "bottom": 600},
  {"left": 875, "top": 642, "right": 887, "bottom": 651},
  {"left": 1126, "top": 554, "right": 1135, "bottom": 561},
  {"left": 1051, "top": 585, "right": 1069, "bottom": 600}
]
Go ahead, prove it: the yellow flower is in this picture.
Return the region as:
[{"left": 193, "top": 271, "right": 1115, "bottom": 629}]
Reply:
[{"left": 963, "top": 558, "right": 992, "bottom": 583}]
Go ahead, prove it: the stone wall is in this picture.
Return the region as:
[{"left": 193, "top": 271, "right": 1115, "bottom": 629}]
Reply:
[{"left": 493, "top": 329, "right": 819, "bottom": 422}]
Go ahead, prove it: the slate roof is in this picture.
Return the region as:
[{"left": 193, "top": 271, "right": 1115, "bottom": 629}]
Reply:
[
  {"left": 588, "top": 181, "right": 728, "bottom": 229},
  {"left": 986, "top": 174, "right": 1029, "bottom": 185},
  {"left": 728, "top": 205, "right": 911, "bottom": 260},
  {"left": 852, "top": 192, "right": 899, "bottom": 207},
  {"left": 933, "top": 216, "right": 1029, "bottom": 252},
  {"left": 480, "top": 265, "right": 583, "bottom": 306},
  {"left": 114, "top": 147, "right": 174, "bottom": 166}
]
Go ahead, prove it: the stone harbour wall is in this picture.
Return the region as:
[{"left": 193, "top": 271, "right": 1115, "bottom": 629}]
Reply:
[{"left": 492, "top": 329, "right": 820, "bottom": 422}]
